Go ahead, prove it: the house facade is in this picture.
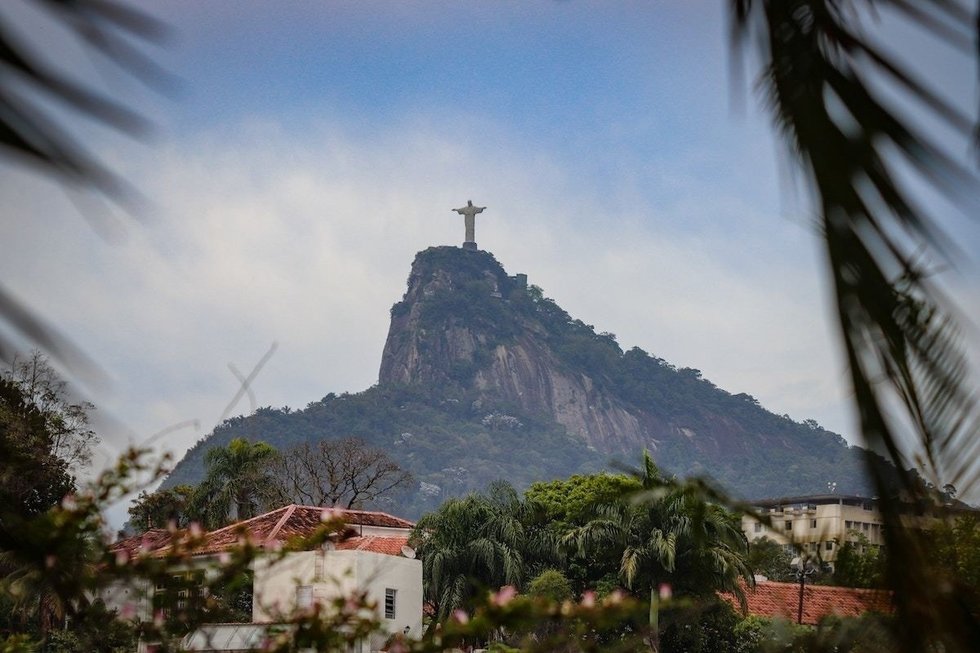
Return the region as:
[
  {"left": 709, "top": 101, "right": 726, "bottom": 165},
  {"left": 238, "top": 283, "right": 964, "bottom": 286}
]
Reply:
[{"left": 107, "top": 504, "right": 422, "bottom": 652}]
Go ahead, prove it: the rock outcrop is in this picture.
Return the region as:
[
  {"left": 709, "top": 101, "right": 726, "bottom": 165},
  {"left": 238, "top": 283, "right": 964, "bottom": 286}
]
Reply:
[
  {"left": 164, "top": 244, "right": 871, "bottom": 517},
  {"left": 380, "top": 247, "right": 652, "bottom": 451}
]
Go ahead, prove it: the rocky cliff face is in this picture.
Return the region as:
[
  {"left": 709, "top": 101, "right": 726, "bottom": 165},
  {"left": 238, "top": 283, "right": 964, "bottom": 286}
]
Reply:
[
  {"left": 379, "top": 247, "right": 655, "bottom": 452},
  {"left": 164, "top": 245, "right": 871, "bottom": 515}
]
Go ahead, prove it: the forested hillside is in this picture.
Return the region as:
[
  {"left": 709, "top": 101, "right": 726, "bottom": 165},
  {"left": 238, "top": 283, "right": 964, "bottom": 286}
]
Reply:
[{"left": 164, "top": 246, "right": 872, "bottom": 517}]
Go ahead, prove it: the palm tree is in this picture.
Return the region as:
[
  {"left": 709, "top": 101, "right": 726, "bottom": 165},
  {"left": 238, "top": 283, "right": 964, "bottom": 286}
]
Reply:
[
  {"left": 190, "top": 438, "right": 282, "bottom": 529},
  {"left": 732, "top": 3, "right": 979, "bottom": 651},
  {"left": 567, "top": 453, "right": 752, "bottom": 602},
  {"left": 411, "top": 481, "right": 558, "bottom": 626}
]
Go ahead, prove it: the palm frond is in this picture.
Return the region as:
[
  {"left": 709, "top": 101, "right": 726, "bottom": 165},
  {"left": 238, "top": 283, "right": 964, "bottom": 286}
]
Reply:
[
  {"left": 0, "top": 1, "right": 170, "bottom": 373},
  {"left": 731, "top": 2, "right": 979, "bottom": 651}
]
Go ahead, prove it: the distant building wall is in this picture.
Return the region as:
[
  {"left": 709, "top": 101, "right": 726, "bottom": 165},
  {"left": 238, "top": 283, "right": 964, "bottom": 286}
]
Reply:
[{"left": 742, "top": 495, "right": 884, "bottom": 566}]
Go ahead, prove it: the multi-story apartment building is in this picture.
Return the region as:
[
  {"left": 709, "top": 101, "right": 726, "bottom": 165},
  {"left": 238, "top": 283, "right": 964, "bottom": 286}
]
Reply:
[{"left": 741, "top": 494, "right": 884, "bottom": 568}]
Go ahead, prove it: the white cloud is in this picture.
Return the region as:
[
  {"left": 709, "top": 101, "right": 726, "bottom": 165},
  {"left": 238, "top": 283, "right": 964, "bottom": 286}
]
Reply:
[{"left": 0, "top": 111, "right": 871, "bottom": 476}]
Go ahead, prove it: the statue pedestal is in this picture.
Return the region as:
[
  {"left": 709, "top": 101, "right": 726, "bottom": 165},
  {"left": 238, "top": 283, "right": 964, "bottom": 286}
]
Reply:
[{"left": 462, "top": 241, "right": 478, "bottom": 251}]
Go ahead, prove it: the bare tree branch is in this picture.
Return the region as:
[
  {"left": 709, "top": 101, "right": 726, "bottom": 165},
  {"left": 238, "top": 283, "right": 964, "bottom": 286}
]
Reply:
[{"left": 271, "top": 437, "right": 413, "bottom": 510}]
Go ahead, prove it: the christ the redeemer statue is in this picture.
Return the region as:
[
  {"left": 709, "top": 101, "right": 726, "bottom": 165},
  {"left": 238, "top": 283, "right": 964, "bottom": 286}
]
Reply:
[{"left": 452, "top": 200, "right": 486, "bottom": 251}]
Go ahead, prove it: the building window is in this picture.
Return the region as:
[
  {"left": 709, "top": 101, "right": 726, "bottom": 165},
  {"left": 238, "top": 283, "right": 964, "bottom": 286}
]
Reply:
[
  {"left": 297, "top": 586, "right": 313, "bottom": 610},
  {"left": 785, "top": 521, "right": 792, "bottom": 531},
  {"left": 754, "top": 522, "right": 762, "bottom": 533},
  {"left": 385, "top": 588, "right": 397, "bottom": 620},
  {"left": 810, "top": 519, "right": 817, "bottom": 528},
  {"left": 825, "top": 541, "right": 834, "bottom": 551}
]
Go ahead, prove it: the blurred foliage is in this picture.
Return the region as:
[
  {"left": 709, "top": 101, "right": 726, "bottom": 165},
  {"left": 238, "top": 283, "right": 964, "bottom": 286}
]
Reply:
[
  {"left": 527, "top": 570, "right": 574, "bottom": 603},
  {"left": 828, "top": 534, "right": 886, "bottom": 589}
]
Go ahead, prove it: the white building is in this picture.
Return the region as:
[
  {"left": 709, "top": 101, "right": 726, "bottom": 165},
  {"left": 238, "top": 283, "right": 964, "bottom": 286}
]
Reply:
[
  {"left": 108, "top": 504, "right": 422, "bottom": 652},
  {"left": 741, "top": 494, "right": 883, "bottom": 567}
]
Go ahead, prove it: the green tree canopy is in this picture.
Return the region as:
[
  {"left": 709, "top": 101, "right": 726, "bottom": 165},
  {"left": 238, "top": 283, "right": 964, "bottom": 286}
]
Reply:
[
  {"left": 747, "top": 537, "right": 792, "bottom": 582},
  {"left": 410, "top": 481, "right": 558, "bottom": 625},
  {"left": 189, "top": 438, "right": 282, "bottom": 529},
  {"left": 526, "top": 569, "right": 573, "bottom": 603},
  {"left": 566, "top": 453, "right": 752, "bottom": 603},
  {"left": 525, "top": 473, "right": 642, "bottom": 528},
  {"left": 127, "top": 484, "right": 197, "bottom": 531}
]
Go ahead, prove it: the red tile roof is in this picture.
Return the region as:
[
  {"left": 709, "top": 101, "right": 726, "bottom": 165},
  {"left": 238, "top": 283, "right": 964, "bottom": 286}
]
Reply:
[
  {"left": 110, "top": 528, "right": 174, "bottom": 557},
  {"left": 123, "top": 505, "right": 415, "bottom": 557},
  {"left": 721, "top": 580, "right": 893, "bottom": 625},
  {"left": 335, "top": 536, "right": 410, "bottom": 556}
]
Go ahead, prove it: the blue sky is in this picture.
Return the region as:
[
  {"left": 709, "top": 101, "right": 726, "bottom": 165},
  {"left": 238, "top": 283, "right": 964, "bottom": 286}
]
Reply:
[{"left": 1, "top": 1, "right": 977, "bottom": 516}]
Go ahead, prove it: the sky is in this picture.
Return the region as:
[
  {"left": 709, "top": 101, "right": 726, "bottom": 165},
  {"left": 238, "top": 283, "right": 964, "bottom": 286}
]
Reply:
[{"left": 1, "top": 1, "right": 978, "bottom": 518}]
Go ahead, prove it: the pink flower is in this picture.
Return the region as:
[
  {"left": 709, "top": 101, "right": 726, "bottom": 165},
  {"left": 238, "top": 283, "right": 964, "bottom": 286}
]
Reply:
[
  {"left": 451, "top": 609, "right": 469, "bottom": 624},
  {"left": 658, "top": 583, "right": 673, "bottom": 601},
  {"left": 580, "top": 590, "right": 596, "bottom": 608},
  {"left": 491, "top": 585, "right": 517, "bottom": 606}
]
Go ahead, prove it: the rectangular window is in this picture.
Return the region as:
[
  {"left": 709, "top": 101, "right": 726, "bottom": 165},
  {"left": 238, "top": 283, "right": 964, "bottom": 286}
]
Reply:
[
  {"left": 297, "top": 586, "right": 313, "bottom": 610},
  {"left": 825, "top": 541, "right": 833, "bottom": 551},
  {"left": 754, "top": 522, "right": 762, "bottom": 533},
  {"left": 385, "top": 588, "right": 397, "bottom": 620},
  {"left": 314, "top": 552, "right": 324, "bottom": 581},
  {"left": 810, "top": 519, "right": 817, "bottom": 528},
  {"left": 785, "top": 521, "right": 792, "bottom": 531}
]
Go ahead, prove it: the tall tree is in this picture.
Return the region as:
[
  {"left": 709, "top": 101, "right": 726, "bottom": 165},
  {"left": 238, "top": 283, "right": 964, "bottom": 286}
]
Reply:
[
  {"left": 189, "top": 438, "right": 281, "bottom": 529},
  {"left": 0, "top": 361, "right": 99, "bottom": 637},
  {"left": 270, "top": 437, "right": 413, "bottom": 509},
  {"left": 0, "top": 377, "right": 75, "bottom": 518},
  {"left": 3, "top": 351, "right": 97, "bottom": 470}
]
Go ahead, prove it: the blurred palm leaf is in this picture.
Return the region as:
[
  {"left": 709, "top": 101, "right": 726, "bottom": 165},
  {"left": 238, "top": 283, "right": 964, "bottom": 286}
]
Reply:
[
  {"left": 0, "top": 0, "right": 168, "bottom": 376},
  {"left": 731, "top": 1, "right": 979, "bottom": 651}
]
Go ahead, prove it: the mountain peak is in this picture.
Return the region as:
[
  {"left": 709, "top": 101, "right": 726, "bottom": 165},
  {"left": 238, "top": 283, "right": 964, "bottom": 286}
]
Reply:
[{"left": 164, "top": 246, "right": 871, "bottom": 516}]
